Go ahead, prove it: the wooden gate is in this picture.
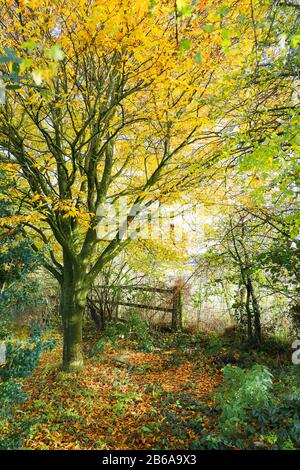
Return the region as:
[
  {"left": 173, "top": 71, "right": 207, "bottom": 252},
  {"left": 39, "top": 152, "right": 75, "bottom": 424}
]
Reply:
[{"left": 89, "top": 284, "right": 183, "bottom": 331}]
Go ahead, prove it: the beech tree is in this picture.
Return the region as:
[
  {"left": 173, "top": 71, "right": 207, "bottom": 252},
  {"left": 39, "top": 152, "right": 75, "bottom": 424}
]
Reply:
[{"left": 0, "top": 0, "right": 261, "bottom": 371}]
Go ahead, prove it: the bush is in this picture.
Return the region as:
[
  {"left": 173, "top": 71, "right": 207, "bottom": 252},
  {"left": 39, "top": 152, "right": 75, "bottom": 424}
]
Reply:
[
  {"left": 0, "top": 379, "right": 28, "bottom": 420},
  {"left": 126, "top": 313, "right": 153, "bottom": 352},
  {"left": 0, "top": 272, "right": 48, "bottom": 341},
  {"left": 0, "top": 319, "right": 10, "bottom": 341},
  {"left": 253, "top": 366, "right": 300, "bottom": 449},
  {"left": 0, "top": 324, "right": 56, "bottom": 449},
  {"left": 194, "top": 364, "right": 300, "bottom": 450},
  {"left": 94, "top": 313, "right": 153, "bottom": 352},
  {"left": 215, "top": 364, "right": 274, "bottom": 438},
  {"left": 0, "top": 324, "right": 55, "bottom": 381},
  {"left": 0, "top": 277, "right": 46, "bottom": 321}
]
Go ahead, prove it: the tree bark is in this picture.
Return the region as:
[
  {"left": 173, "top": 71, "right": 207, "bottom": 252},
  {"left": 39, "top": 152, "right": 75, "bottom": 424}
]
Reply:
[
  {"left": 248, "top": 276, "right": 262, "bottom": 345},
  {"left": 172, "top": 286, "right": 183, "bottom": 331},
  {"left": 60, "top": 260, "right": 88, "bottom": 373},
  {"left": 245, "top": 282, "right": 253, "bottom": 343}
]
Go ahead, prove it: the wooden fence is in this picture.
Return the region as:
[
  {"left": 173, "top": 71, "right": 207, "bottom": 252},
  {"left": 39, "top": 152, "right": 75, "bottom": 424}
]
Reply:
[{"left": 90, "top": 284, "right": 183, "bottom": 331}]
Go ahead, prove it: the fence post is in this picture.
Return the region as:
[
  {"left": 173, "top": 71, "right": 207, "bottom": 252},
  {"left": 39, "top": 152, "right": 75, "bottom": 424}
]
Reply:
[{"left": 172, "top": 286, "right": 183, "bottom": 331}]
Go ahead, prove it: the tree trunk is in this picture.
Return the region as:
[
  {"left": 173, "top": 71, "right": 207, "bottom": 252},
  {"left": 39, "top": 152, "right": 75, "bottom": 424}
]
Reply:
[
  {"left": 172, "top": 286, "right": 183, "bottom": 331},
  {"left": 245, "top": 283, "right": 253, "bottom": 343},
  {"left": 248, "top": 277, "right": 262, "bottom": 345},
  {"left": 87, "top": 297, "right": 106, "bottom": 331},
  {"left": 60, "top": 268, "right": 88, "bottom": 373}
]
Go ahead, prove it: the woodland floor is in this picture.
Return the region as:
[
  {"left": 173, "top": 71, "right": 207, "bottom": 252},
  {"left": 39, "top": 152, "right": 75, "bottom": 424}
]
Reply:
[
  {"left": 3, "top": 328, "right": 295, "bottom": 450},
  {"left": 5, "top": 331, "right": 224, "bottom": 450}
]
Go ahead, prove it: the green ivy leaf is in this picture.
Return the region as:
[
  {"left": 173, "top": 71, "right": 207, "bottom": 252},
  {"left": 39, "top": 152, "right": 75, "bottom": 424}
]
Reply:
[
  {"left": 194, "top": 52, "right": 203, "bottom": 64},
  {"left": 47, "top": 44, "right": 64, "bottom": 62},
  {"left": 217, "top": 6, "right": 231, "bottom": 16},
  {"left": 290, "top": 35, "right": 300, "bottom": 48},
  {"left": 176, "top": 0, "right": 192, "bottom": 17},
  {"left": 21, "top": 40, "right": 38, "bottom": 51},
  {"left": 0, "top": 48, "right": 22, "bottom": 64},
  {"left": 179, "top": 39, "right": 191, "bottom": 51},
  {"left": 149, "top": 0, "right": 156, "bottom": 16},
  {"left": 202, "top": 24, "right": 215, "bottom": 33},
  {"left": 221, "top": 28, "right": 230, "bottom": 39},
  {"left": 20, "top": 58, "right": 33, "bottom": 74}
]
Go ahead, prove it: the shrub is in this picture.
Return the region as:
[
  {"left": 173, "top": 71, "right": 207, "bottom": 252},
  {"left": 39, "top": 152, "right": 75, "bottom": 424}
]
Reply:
[
  {"left": 215, "top": 364, "right": 274, "bottom": 438},
  {"left": 197, "top": 364, "right": 300, "bottom": 450},
  {"left": 126, "top": 313, "right": 153, "bottom": 352},
  {"left": 0, "top": 379, "right": 28, "bottom": 420},
  {"left": 0, "top": 324, "right": 56, "bottom": 449},
  {"left": 0, "top": 324, "right": 55, "bottom": 381},
  {"left": 99, "top": 313, "right": 153, "bottom": 352},
  {"left": 0, "top": 272, "right": 47, "bottom": 340}
]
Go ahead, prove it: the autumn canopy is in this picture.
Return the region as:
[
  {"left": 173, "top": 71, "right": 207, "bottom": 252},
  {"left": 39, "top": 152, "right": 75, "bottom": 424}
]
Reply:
[{"left": 0, "top": 0, "right": 266, "bottom": 371}]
